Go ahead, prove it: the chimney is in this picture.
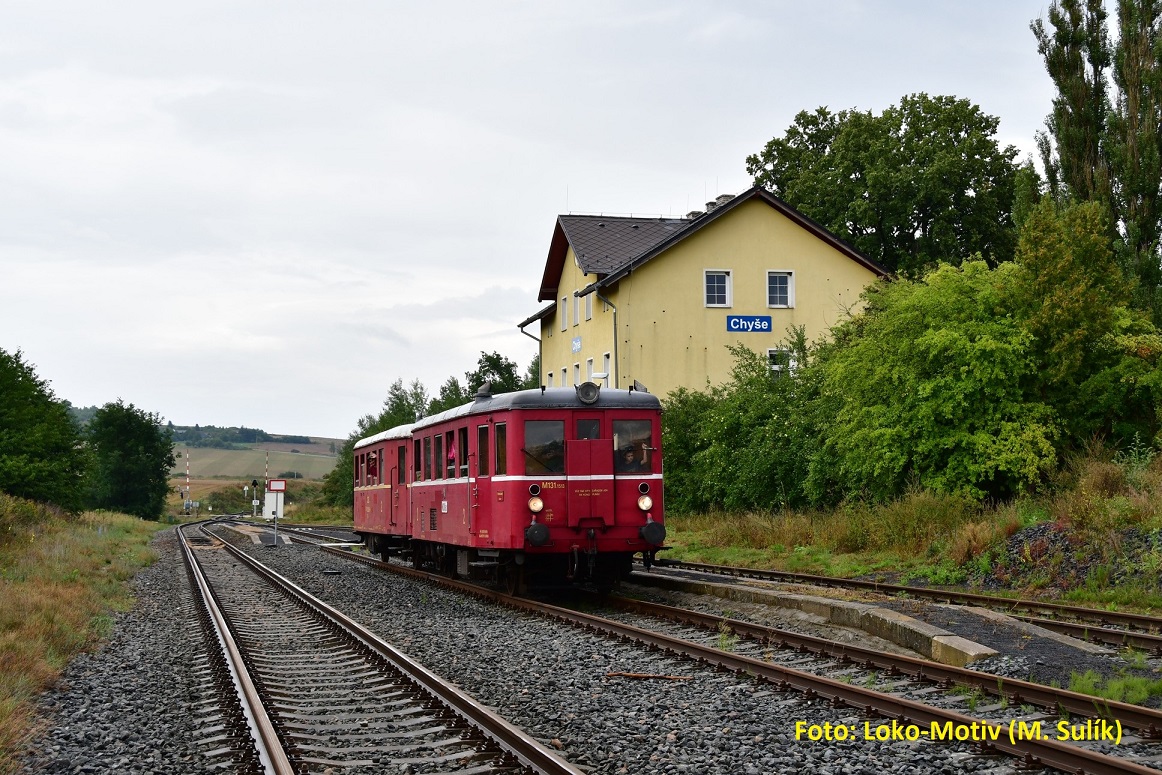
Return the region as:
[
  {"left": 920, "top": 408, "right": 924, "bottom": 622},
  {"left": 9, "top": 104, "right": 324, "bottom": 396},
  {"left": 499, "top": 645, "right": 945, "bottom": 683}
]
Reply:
[
  {"left": 716, "top": 194, "right": 733, "bottom": 206},
  {"left": 686, "top": 210, "right": 704, "bottom": 219},
  {"left": 705, "top": 200, "right": 718, "bottom": 211}
]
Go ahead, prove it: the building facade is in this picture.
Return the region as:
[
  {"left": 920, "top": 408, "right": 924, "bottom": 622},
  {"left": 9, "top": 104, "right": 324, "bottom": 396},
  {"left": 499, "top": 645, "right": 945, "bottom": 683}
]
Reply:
[{"left": 519, "top": 187, "right": 890, "bottom": 397}]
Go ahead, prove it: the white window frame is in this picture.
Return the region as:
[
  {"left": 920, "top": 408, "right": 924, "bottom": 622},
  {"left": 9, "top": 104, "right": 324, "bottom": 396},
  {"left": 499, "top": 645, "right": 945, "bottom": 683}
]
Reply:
[
  {"left": 547, "top": 372, "right": 554, "bottom": 387},
  {"left": 573, "top": 362, "right": 581, "bottom": 385},
  {"left": 586, "top": 358, "right": 594, "bottom": 381},
  {"left": 768, "top": 348, "right": 798, "bottom": 378},
  {"left": 767, "top": 270, "right": 795, "bottom": 309},
  {"left": 704, "top": 269, "right": 732, "bottom": 308},
  {"left": 561, "top": 368, "right": 568, "bottom": 387},
  {"left": 602, "top": 353, "right": 611, "bottom": 388},
  {"left": 573, "top": 292, "right": 580, "bottom": 327},
  {"left": 584, "top": 293, "right": 592, "bottom": 321},
  {"left": 561, "top": 296, "right": 568, "bottom": 331}
]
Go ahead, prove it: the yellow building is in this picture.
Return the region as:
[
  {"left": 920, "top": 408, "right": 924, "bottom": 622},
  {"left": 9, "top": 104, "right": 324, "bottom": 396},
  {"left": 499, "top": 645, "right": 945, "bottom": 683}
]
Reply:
[{"left": 518, "top": 186, "right": 889, "bottom": 396}]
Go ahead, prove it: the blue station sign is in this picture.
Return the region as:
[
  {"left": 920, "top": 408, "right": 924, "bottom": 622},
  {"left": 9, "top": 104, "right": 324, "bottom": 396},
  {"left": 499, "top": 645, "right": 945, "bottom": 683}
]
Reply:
[{"left": 726, "top": 315, "right": 772, "bottom": 332}]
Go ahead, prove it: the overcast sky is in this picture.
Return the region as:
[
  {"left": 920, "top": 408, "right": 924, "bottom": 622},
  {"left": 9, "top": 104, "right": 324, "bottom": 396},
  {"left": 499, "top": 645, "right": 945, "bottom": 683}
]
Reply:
[{"left": 1, "top": 1, "right": 1056, "bottom": 439}]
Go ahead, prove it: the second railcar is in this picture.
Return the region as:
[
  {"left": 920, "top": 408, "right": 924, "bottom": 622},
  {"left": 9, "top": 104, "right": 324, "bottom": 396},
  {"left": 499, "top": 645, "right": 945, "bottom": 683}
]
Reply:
[{"left": 352, "top": 383, "right": 666, "bottom": 590}]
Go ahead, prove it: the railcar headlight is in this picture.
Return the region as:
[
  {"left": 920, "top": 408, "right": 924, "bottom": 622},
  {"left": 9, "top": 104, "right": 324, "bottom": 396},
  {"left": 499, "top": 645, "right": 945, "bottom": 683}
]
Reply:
[
  {"left": 528, "top": 496, "right": 544, "bottom": 513},
  {"left": 636, "top": 494, "right": 653, "bottom": 511}
]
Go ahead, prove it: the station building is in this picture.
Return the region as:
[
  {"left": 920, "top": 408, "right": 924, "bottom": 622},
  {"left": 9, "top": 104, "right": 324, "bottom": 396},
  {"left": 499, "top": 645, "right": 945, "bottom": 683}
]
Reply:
[{"left": 518, "top": 186, "right": 890, "bottom": 397}]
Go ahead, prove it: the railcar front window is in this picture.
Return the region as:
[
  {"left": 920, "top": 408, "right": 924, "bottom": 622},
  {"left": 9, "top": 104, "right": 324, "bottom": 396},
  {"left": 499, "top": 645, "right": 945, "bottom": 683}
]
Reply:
[
  {"left": 523, "top": 421, "right": 565, "bottom": 474},
  {"left": 613, "top": 420, "right": 654, "bottom": 473},
  {"left": 577, "top": 419, "right": 600, "bottom": 439}
]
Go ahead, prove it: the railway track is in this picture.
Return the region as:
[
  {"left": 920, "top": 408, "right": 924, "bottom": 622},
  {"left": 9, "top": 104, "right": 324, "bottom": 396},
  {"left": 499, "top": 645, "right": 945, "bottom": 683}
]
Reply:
[
  {"left": 269, "top": 532, "right": 1162, "bottom": 774},
  {"left": 180, "top": 522, "right": 581, "bottom": 774},
  {"left": 640, "top": 558, "right": 1162, "bottom": 653}
]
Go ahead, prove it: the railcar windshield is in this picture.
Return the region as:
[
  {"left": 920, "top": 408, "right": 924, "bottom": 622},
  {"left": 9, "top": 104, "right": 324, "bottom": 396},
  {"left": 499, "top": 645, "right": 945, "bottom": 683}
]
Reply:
[
  {"left": 523, "top": 420, "right": 565, "bottom": 474},
  {"left": 613, "top": 419, "right": 654, "bottom": 473}
]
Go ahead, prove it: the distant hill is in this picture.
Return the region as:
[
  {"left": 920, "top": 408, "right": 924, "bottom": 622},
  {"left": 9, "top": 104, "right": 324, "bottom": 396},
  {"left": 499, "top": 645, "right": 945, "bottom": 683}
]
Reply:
[{"left": 170, "top": 442, "right": 342, "bottom": 481}]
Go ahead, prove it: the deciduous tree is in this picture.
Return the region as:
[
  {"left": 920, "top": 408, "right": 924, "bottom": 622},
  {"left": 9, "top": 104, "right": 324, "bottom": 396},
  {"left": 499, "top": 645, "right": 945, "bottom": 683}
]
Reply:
[{"left": 86, "top": 400, "right": 175, "bottom": 520}]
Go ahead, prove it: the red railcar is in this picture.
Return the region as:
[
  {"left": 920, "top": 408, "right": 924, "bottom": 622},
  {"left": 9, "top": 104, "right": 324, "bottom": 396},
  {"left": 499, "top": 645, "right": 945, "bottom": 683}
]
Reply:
[{"left": 352, "top": 383, "right": 665, "bottom": 590}]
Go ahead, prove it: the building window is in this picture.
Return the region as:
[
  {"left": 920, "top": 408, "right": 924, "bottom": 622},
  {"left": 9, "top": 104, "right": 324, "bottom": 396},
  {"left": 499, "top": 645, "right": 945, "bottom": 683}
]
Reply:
[
  {"left": 586, "top": 358, "right": 594, "bottom": 381},
  {"left": 547, "top": 372, "right": 554, "bottom": 387},
  {"left": 767, "top": 271, "right": 794, "bottom": 308},
  {"left": 561, "top": 296, "right": 568, "bottom": 331},
  {"left": 602, "top": 353, "right": 610, "bottom": 388},
  {"left": 768, "top": 348, "right": 797, "bottom": 378},
  {"left": 573, "top": 292, "right": 579, "bottom": 326},
  {"left": 585, "top": 294, "right": 593, "bottom": 320},
  {"left": 561, "top": 368, "right": 568, "bottom": 387},
  {"left": 704, "top": 270, "right": 731, "bottom": 307},
  {"left": 573, "top": 363, "right": 580, "bottom": 385}
]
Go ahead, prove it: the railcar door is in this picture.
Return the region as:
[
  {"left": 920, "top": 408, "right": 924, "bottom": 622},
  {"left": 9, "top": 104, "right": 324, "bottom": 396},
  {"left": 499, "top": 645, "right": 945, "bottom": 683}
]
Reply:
[{"left": 565, "top": 438, "right": 614, "bottom": 527}]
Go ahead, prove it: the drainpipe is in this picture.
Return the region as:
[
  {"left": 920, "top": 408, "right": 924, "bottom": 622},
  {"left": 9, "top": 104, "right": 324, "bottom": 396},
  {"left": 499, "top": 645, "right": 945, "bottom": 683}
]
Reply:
[
  {"left": 596, "top": 290, "right": 618, "bottom": 389},
  {"left": 518, "top": 322, "right": 542, "bottom": 386}
]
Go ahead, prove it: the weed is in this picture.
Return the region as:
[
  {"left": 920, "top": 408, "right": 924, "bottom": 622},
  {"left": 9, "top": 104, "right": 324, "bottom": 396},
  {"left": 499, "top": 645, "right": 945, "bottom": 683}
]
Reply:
[{"left": 716, "top": 621, "right": 738, "bottom": 653}]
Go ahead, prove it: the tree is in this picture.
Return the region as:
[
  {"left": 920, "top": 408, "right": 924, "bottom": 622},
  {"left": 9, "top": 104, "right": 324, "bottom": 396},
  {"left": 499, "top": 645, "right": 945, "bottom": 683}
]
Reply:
[
  {"left": 1033, "top": 0, "right": 1162, "bottom": 321},
  {"left": 465, "top": 351, "right": 522, "bottom": 394},
  {"left": 320, "top": 378, "right": 429, "bottom": 507},
  {"left": 522, "top": 353, "right": 541, "bottom": 389},
  {"left": 427, "top": 376, "right": 470, "bottom": 415},
  {"left": 86, "top": 400, "right": 175, "bottom": 520},
  {"left": 0, "top": 348, "right": 88, "bottom": 510},
  {"left": 746, "top": 94, "right": 1020, "bottom": 277}
]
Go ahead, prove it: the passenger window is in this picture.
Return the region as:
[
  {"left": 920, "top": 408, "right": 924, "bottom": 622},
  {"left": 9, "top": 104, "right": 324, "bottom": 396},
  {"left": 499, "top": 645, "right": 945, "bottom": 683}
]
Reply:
[
  {"left": 477, "top": 425, "right": 490, "bottom": 476},
  {"left": 368, "top": 450, "right": 379, "bottom": 484},
  {"left": 398, "top": 444, "right": 406, "bottom": 484},
  {"left": 423, "top": 437, "right": 432, "bottom": 481},
  {"left": 434, "top": 435, "right": 444, "bottom": 479},
  {"left": 613, "top": 420, "right": 653, "bottom": 473},
  {"left": 524, "top": 420, "right": 565, "bottom": 474},
  {"left": 458, "top": 427, "right": 469, "bottom": 477},
  {"left": 576, "top": 419, "right": 600, "bottom": 439},
  {"left": 445, "top": 430, "right": 456, "bottom": 478},
  {"left": 495, "top": 423, "right": 507, "bottom": 476},
  {"left": 414, "top": 439, "right": 422, "bottom": 481}
]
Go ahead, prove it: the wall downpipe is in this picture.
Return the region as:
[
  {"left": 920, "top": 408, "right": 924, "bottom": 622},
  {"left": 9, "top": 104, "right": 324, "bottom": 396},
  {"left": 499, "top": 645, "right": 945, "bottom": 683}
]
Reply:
[{"left": 596, "top": 290, "right": 618, "bottom": 389}]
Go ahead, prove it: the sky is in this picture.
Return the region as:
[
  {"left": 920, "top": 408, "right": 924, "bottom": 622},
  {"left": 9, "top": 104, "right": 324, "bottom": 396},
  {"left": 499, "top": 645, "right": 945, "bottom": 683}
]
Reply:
[{"left": 0, "top": 1, "right": 1057, "bottom": 439}]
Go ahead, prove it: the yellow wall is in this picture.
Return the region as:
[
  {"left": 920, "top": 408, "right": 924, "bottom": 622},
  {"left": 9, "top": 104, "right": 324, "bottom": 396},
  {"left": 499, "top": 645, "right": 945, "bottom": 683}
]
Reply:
[
  {"left": 540, "top": 244, "right": 616, "bottom": 388},
  {"left": 539, "top": 198, "right": 883, "bottom": 396}
]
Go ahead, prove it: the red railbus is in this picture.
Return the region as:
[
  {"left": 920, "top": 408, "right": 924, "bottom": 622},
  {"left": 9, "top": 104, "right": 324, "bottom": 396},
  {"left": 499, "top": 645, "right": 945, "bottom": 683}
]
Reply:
[{"left": 352, "top": 383, "right": 665, "bottom": 590}]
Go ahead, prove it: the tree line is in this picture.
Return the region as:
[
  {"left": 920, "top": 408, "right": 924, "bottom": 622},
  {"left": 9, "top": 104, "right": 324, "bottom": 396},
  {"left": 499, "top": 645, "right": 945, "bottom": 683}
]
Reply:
[
  {"left": 0, "top": 348, "right": 175, "bottom": 519},
  {"left": 319, "top": 351, "right": 538, "bottom": 506}
]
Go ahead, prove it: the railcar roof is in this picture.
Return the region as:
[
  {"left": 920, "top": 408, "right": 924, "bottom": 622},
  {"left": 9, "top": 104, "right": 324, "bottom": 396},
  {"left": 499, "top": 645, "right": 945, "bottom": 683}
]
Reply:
[{"left": 353, "top": 387, "right": 661, "bottom": 449}]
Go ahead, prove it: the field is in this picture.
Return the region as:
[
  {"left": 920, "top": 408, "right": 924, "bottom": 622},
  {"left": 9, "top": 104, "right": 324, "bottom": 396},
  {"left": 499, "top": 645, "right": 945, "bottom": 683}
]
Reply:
[{"left": 169, "top": 445, "right": 339, "bottom": 480}]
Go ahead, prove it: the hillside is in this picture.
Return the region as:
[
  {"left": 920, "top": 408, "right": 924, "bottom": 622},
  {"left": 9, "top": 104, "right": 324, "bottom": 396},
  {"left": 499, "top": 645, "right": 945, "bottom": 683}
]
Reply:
[{"left": 170, "top": 440, "right": 341, "bottom": 481}]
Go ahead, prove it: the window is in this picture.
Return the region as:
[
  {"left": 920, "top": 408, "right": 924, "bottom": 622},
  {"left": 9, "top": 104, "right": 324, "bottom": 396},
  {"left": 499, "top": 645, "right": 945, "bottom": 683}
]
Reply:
[
  {"left": 368, "top": 450, "right": 379, "bottom": 484},
  {"left": 577, "top": 419, "right": 600, "bottom": 439},
  {"left": 495, "top": 423, "right": 507, "bottom": 475},
  {"left": 769, "top": 348, "right": 797, "bottom": 378},
  {"left": 414, "top": 439, "right": 422, "bottom": 481},
  {"left": 458, "top": 427, "right": 469, "bottom": 477},
  {"left": 442, "top": 431, "right": 454, "bottom": 478},
  {"left": 767, "top": 271, "right": 795, "bottom": 308},
  {"left": 423, "top": 437, "right": 432, "bottom": 481},
  {"left": 613, "top": 420, "right": 654, "bottom": 473},
  {"left": 602, "top": 353, "right": 611, "bottom": 388},
  {"left": 477, "top": 425, "right": 490, "bottom": 476},
  {"left": 547, "top": 372, "right": 554, "bottom": 387},
  {"left": 573, "top": 292, "right": 579, "bottom": 327},
  {"left": 561, "top": 297, "right": 568, "bottom": 331},
  {"left": 398, "top": 445, "right": 406, "bottom": 484},
  {"left": 584, "top": 293, "right": 593, "bottom": 320},
  {"left": 562, "top": 368, "right": 568, "bottom": 387},
  {"left": 523, "top": 420, "right": 565, "bottom": 474},
  {"left": 705, "top": 270, "right": 732, "bottom": 307},
  {"left": 573, "top": 363, "right": 580, "bottom": 385},
  {"left": 586, "top": 358, "right": 593, "bottom": 381}
]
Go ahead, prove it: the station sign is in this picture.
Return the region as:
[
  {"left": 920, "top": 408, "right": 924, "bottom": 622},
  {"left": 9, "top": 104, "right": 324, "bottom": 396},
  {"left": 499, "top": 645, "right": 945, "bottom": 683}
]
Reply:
[
  {"left": 726, "top": 315, "right": 772, "bottom": 332},
  {"left": 268, "top": 479, "right": 287, "bottom": 492},
  {"left": 572, "top": 336, "right": 582, "bottom": 353}
]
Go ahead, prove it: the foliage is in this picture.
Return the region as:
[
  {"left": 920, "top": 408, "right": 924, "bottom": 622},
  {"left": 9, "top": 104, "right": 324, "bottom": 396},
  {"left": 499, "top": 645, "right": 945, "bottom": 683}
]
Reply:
[
  {"left": 523, "top": 353, "right": 541, "bottom": 389},
  {"left": 320, "top": 378, "right": 428, "bottom": 507},
  {"left": 0, "top": 348, "right": 88, "bottom": 511},
  {"left": 465, "top": 350, "right": 523, "bottom": 394},
  {"left": 812, "top": 262, "right": 1059, "bottom": 501},
  {"left": 745, "top": 93, "right": 1020, "bottom": 277},
  {"left": 1033, "top": 0, "right": 1162, "bottom": 322},
  {"left": 169, "top": 423, "right": 277, "bottom": 449},
  {"left": 85, "top": 400, "right": 176, "bottom": 520},
  {"left": 427, "top": 376, "right": 471, "bottom": 415}
]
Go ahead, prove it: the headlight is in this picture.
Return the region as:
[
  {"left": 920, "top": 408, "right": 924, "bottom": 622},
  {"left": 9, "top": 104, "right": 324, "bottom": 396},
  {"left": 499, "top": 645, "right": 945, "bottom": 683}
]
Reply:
[
  {"left": 637, "top": 495, "right": 653, "bottom": 511},
  {"left": 528, "top": 496, "right": 544, "bottom": 513}
]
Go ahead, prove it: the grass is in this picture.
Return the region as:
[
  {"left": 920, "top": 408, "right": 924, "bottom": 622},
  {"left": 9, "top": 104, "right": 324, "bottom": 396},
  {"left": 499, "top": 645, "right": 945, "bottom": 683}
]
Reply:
[
  {"left": 661, "top": 450, "right": 1162, "bottom": 613},
  {"left": 0, "top": 494, "right": 163, "bottom": 774},
  {"left": 1069, "top": 669, "right": 1162, "bottom": 706}
]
